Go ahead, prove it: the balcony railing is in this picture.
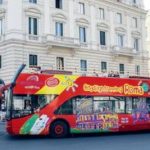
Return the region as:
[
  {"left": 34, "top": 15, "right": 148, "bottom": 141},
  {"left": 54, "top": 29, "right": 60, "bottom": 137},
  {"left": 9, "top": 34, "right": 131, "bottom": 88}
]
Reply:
[
  {"left": 115, "top": 0, "right": 143, "bottom": 9},
  {"left": 111, "top": 46, "right": 139, "bottom": 57},
  {"left": 28, "top": 34, "right": 39, "bottom": 41},
  {"left": 44, "top": 34, "right": 80, "bottom": 49}
]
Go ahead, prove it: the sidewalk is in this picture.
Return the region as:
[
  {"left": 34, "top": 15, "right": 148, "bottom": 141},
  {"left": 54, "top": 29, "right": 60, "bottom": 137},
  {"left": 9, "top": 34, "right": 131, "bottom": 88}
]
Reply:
[
  {"left": 0, "top": 121, "right": 6, "bottom": 135},
  {"left": 0, "top": 111, "right": 6, "bottom": 122}
]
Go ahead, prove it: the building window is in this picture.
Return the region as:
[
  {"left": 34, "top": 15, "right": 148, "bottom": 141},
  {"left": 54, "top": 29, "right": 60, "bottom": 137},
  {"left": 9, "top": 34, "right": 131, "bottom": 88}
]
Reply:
[
  {"left": 117, "top": 34, "right": 124, "bottom": 47},
  {"left": 55, "top": 0, "right": 62, "bottom": 9},
  {"left": 101, "top": 61, "right": 107, "bottom": 72},
  {"left": 135, "top": 65, "right": 140, "bottom": 75},
  {"left": 0, "top": 19, "right": 3, "bottom": 35},
  {"left": 117, "top": 13, "right": 122, "bottom": 24},
  {"left": 79, "top": 27, "right": 86, "bottom": 43},
  {"left": 29, "top": 0, "right": 37, "bottom": 3},
  {"left": 29, "top": 17, "right": 38, "bottom": 35},
  {"left": 100, "top": 31, "right": 106, "bottom": 45},
  {"left": 133, "top": 0, "right": 137, "bottom": 4},
  {"left": 79, "top": 2, "right": 85, "bottom": 14},
  {"left": 29, "top": 55, "right": 37, "bottom": 67},
  {"left": 56, "top": 22, "right": 63, "bottom": 37},
  {"left": 0, "top": 55, "right": 1, "bottom": 69},
  {"left": 56, "top": 57, "right": 64, "bottom": 70},
  {"left": 99, "top": 8, "right": 105, "bottom": 20},
  {"left": 80, "top": 60, "right": 87, "bottom": 71},
  {"left": 119, "top": 64, "right": 124, "bottom": 74},
  {"left": 133, "top": 38, "right": 139, "bottom": 51},
  {"left": 0, "top": 0, "right": 3, "bottom": 4},
  {"left": 133, "top": 17, "right": 138, "bottom": 28}
]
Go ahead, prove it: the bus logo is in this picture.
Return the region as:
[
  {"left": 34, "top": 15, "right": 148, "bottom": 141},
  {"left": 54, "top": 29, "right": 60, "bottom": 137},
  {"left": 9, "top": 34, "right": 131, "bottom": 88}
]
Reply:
[
  {"left": 27, "top": 75, "right": 39, "bottom": 82},
  {"left": 46, "top": 77, "right": 59, "bottom": 87}
]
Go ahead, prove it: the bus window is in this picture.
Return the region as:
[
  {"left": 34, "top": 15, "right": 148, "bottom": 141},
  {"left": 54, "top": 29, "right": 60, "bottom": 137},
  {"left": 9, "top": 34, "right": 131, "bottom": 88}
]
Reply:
[
  {"left": 114, "top": 100, "right": 125, "bottom": 113},
  {"left": 55, "top": 96, "right": 93, "bottom": 115},
  {"left": 37, "top": 95, "right": 58, "bottom": 109},
  {"left": 133, "top": 97, "right": 141, "bottom": 109},
  {"left": 75, "top": 96, "right": 93, "bottom": 115},
  {"left": 146, "top": 98, "right": 150, "bottom": 113},
  {"left": 133, "top": 97, "right": 146, "bottom": 110},
  {"left": 110, "top": 97, "right": 125, "bottom": 113},
  {"left": 12, "top": 94, "right": 57, "bottom": 118},
  {"left": 126, "top": 97, "right": 132, "bottom": 113},
  {"left": 12, "top": 95, "right": 32, "bottom": 118},
  {"left": 93, "top": 97, "right": 112, "bottom": 114},
  {"left": 55, "top": 99, "right": 73, "bottom": 115}
]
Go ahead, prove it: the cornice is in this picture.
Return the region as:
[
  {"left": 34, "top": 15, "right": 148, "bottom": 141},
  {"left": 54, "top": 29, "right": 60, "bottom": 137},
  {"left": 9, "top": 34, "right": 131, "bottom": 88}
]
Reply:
[
  {"left": 94, "top": 0, "right": 147, "bottom": 15},
  {"left": 52, "top": 12, "right": 68, "bottom": 21},
  {"left": 24, "top": 6, "right": 42, "bottom": 16}
]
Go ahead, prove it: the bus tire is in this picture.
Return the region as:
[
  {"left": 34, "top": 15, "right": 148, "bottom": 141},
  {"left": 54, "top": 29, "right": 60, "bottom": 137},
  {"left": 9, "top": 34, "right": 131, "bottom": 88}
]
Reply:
[{"left": 50, "top": 120, "right": 69, "bottom": 138}]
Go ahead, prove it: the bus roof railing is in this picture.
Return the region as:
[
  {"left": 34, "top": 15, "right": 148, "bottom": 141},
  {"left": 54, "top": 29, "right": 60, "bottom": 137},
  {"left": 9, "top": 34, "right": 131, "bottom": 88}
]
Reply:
[
  {"left": 24, "top": 65, "right": 150, "bottom": 79},
  {"left": 129, "top": 76, "right": 150, "bottom": 79},
  {"left": 41, "top": 70, "right": 72, "bottom": 75}
]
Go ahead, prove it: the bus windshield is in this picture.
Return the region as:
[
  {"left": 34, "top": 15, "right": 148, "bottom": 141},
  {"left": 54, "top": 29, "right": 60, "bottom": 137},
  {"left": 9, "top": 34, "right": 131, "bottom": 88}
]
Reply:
[{"left": 12, "top": 94, "right": 57, "bottom": 118}]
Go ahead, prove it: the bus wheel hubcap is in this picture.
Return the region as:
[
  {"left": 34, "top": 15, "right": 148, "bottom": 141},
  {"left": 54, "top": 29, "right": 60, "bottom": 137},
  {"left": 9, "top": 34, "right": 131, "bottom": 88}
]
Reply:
[{"left": 55, "top": 125, "right": 63, "bottom": 135}]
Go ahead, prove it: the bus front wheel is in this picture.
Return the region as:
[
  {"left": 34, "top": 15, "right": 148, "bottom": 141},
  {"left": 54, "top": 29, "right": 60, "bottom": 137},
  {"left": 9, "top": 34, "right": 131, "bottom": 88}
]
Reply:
[{"left": 50, "top": 120, "right": 69, "bottom": 138}]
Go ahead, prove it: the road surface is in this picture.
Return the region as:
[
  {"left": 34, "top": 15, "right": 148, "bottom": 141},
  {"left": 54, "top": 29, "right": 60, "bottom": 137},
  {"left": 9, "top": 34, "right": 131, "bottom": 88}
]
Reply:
[{"left": 0, "top": 122, "right": 150, "bottom": 150}]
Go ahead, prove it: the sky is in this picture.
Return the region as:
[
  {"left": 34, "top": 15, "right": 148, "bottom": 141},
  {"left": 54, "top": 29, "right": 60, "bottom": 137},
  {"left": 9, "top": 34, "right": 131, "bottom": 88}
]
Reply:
[{"left": 144, "top": 0, "right": 150, "bottom": 10}]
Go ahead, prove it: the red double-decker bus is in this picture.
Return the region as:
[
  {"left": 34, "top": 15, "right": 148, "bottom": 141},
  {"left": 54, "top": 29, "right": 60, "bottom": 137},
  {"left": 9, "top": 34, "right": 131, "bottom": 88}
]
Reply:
[{"left": 4, "top": 65, "right": 150, "bottom": 137}]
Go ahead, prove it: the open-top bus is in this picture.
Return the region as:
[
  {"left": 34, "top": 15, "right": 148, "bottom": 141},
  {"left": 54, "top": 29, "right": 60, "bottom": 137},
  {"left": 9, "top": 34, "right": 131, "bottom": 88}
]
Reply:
[{"left": 4, "top": 64, "right": 150, "bottom": 137}]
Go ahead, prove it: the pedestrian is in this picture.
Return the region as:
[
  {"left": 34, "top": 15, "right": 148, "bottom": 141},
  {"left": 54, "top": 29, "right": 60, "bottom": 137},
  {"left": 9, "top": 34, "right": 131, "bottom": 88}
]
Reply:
[
  {"left": 101, "top": 70, "right": 108, "bottom": 77},
  {"left": 1, "top": 103, "right": 5, "bottom": 111},
  {"left": 108, "top": 71, "right": 114, "bottom": 77},
  {"left": 24, "top": 100, "right": 31, "bottom": 111},
  {"left": 114, "top": 71, "right": 120, "bottom": 77},
  {"left": 93, "top": 71, "right": 99, "bottom": 77},
  {"left": 126, "top": 72, "right": 130, "bottom": 78}
]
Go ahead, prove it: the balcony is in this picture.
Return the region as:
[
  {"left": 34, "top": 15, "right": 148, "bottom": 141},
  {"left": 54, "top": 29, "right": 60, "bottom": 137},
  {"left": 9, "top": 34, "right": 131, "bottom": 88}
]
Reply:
[
  {"left": 43, "top": 34, "right": 80, "bottom": 49},
  {"left": 114, "top": 0, "right": 143, "bottom": 9},
  {"left": 28, "top": 34, "right": 39, "bottom": 41},
  {"left": 111, "top": 46, "right": 139, "bottom": 57}
]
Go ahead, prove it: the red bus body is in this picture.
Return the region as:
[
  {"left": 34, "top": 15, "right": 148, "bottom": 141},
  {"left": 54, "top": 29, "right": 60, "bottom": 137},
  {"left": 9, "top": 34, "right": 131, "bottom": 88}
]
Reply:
[{"left": 6, "top": 73, "right": 150, "bottom": 136}]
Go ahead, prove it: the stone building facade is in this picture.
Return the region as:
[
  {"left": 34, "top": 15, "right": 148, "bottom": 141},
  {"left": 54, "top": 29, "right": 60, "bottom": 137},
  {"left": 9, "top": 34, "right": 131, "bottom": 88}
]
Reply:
[
  {"left": 146, "top": 11, "right": 150, "bottom": 76},
  {"left": 0, "top": 0, "right": 148, "bottom": 83}
]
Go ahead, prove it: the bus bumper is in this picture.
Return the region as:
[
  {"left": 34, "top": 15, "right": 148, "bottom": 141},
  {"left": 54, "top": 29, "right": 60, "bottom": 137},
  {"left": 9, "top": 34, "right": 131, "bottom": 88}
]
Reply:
[{"left": 6, "top": 121, "right": 13, "bottom": 135}]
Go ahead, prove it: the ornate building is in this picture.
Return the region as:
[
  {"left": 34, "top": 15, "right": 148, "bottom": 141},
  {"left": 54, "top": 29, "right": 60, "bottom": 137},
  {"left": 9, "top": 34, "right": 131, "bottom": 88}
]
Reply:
[
  {"left": 0, "top": 0, "right": 148, "bottom": 83},
  {"left": 146, "top": 11, "right": 150, "bottom": 76}
]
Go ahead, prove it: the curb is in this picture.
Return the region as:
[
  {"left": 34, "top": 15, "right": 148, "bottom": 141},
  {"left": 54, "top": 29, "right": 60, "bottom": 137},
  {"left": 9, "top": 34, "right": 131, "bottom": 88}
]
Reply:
[{"left": 0, "top": 121, "right": 5, "bottom": 124}]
